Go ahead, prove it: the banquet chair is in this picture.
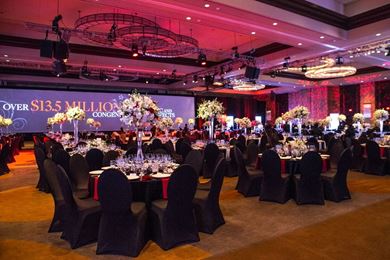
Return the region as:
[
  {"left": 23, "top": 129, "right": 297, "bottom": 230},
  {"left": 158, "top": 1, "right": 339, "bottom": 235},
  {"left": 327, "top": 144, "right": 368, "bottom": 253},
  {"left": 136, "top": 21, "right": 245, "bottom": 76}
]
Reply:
[
  {"left": 44, "top": 139, "right": 54, "bottom": 157},
  {"left": 52, "top": 149, "right": 71, "bottom": 176},
  {"left": 259, "top": 135, "right": 268, "bottom": 153},
  {"left": 102, "top": 150, "right": 120, "bottom": 167},
  {"left": 179, "top": 142, "right": 192, "bottom": 161},
  {"left": 152, "top": 148, "right": 168, "bottom": 155},
  {"left": 202, "top": 143, "right": 220, "bottom": 178},
  {"left": 245, "top": 142, "right": 259, "bottom": 167},
  {"left": 34, "top": 146, "right": 51, "bottom": 193},
  {"left": 260, "top": 150, "right": 290, "bottom": 203},
  {"left": 51, "top": 142, "right": 64, "bottom": 156},
  {"left": 163, "top": 140, "right": 175, "bottom": 155},
  {"left": 306, "top": 137, "right": 320, "bottom": 152},
  {"left": 229, "top": 138, "right": 237, "bottom": 146},
  {"left": 237, "top": 135, "right": 247, "bottom": 150},
  {"left": 86, "top": 148, "right": 104, "bottom": 171},
  {"left": 44, "top": 159, "right": 66, "bottom": 232},
  {"left": 193, "top": 157, "right": 226, "bottom": 234},
  {"left": 293, "top": 151, "right": 324, "bottom": 205},
  {"left": 150, "top": 165, "right": 199, "bottom": 250},
  {"left": 184, "top": 150, "right": 204, "bottom": 177},
  {"left": 364, "top": 140, "right": 387, "bottom": 176},
  {"left": 56, "top": 165, "right": 101, "bottom": 249},
  {"left": 225, "top": 146, "right": 238, "bottom": 177},
  {"left": 96, "top": 169, "right": 147, "bottom": 257},
  {"left": 125, "top": 145, "right": 137, "bottom": 156},
  {"left": 0, "top": 143, "right": 11, "bottom": 174},
  {"left": 322, "top": 148, "right": 352, "bottom": 202},
  {"left": 234, "top": 147, "right": 263, "bottom": 197},
  {"left": 149, "top": 138, "right": 164, "bottom": 152},
  {"left": 69, "top": 154, "right": 90, "bottom": 199},
  {"left": 350, "top": 139, "right": 364, "bottom": 171},
  {"left": 329, "top": 139, "right": 344, "bottom": 169}
]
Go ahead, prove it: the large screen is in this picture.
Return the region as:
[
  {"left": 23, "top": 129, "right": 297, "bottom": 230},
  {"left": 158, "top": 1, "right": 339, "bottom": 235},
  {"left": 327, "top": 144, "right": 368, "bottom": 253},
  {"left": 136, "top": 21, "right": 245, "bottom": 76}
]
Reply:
[{"left": 0, "top": 88, "right": 195, "bottom": 133}]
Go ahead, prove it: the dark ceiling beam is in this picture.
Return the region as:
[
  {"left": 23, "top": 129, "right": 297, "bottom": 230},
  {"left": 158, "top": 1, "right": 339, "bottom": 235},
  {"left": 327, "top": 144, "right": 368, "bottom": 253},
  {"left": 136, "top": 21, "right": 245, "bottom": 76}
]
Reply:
[
  {"left": 256, "top": 0, "right": 390, "bottom": 30},
  {"left": 242, "top": 42, "right": 292, "bottom": 57}
]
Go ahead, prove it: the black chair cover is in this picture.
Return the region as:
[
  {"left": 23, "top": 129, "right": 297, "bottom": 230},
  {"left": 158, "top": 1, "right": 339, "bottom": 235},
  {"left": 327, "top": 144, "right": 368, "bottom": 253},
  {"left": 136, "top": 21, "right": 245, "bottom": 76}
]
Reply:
[
  {"left": 185, "top": 150, "right": 204, "bottom": 176},
  {"left": 260, "top": 150, "right": 290, "bottom": 203},
  {"left": 202, "top": 143, "right": 220, "bottom": 178},
  {"left": 293, "top": 151, "right": 324, "bottom": 205},
  {"left": 96, "top": 169, "right": 147, "bottom": 257},
  {"left": 350, "top": 139, "right": 364, "bottom": 171},
  {"left": 307, "top": 137, "right": 319, "bottom": 152},
  {"left": 102, "top": 150, "right": 120, "bottom": 167},
  {"left": 179, "top": 142, "right": 192, "bottom": 161},
  {"left": 364, "top": 140, "right": 387, "bottom": 175},
  {"left": 245, "top": 142, "right": 259, "bottom": 167},
  {"left": 85, "top": 148, "right": 104, "bottom": 171},
  {"left": 193, "top": 157, "right": 226, "bottom": 234},
  {"left": 52, "top": 149, "right": 71, "bottom": 175},
  {"left": 322, "top": 148, "right": 352, "bottom": 202},
  {"left": 56, "top": 166, "right": 101, "bottom": 249},
  {"left": 34, "top": 146, "right": 50, "bottom": 193},
  {"left": 44, "top": 159, "right": 66, "bottom": 232},
  {"left": 69, "top": 153, "right": 90, "bottom": 199},
  {"left": 0, "top": 143, "right": 11, "bottom": 174},
  {"left": 234, "top": 147, "right": 262, "bottom": 197},
  {"left": 329, "top": 139, "right": 344, "bottom": 169},
  {"left": 150, "top": 165, "right": 199, "bottom": 250}
]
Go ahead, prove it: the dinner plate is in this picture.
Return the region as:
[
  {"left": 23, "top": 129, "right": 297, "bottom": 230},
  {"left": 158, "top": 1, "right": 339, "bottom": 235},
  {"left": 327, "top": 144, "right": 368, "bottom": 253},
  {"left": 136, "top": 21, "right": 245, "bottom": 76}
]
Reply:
[
  {"left": 101, "top": 166, "right": 116, "bottom": 170},
  {"left": 151, "top": 173, "right": 171, "bottom": 178},
  {"left": 126, "top": 174, "right": 139, "bottom": 180},
  {"left": 280, "top": 156, "right": 292, "bottom": 160},
  {"left": 89, "top": 170, "right": 103, "bottom": 175},
  {"left": 321, "top": 154, "right": 330, "bottom": 159}
]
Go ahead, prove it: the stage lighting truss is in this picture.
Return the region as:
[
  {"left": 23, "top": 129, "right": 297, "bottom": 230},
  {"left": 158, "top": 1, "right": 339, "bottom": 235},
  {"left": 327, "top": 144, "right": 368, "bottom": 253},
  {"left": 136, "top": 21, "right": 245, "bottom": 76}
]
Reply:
[{"left": 286, "top": 58, "right": 335, "bottom": 72}]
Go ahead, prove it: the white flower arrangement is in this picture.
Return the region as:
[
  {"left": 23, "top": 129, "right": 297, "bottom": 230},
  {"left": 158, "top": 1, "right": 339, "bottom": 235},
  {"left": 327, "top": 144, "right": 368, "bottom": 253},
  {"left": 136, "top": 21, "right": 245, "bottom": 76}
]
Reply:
[
  {"left": 86, "top": 118, "right": 95, "bottom": 126},
  {"left": 117, "top": 92, "right": 160, "bottom": 128},
  {"left": 1, "top": 118, "right": 13, "bottom": 126},
  {"left": 158, "top": 117, "right": 174, "bottom": 129},
  {"left": 290, "top": 106, "right": 310, "bottom": 119},
  {"left": 188, "top": 118, "right": 195, "bottom": 125},
  {"left": 275, "top": 117, "right": 283, "bottom": 125},
  {"left": 238, "top": 117, "right": 251, "bottom": 128},
  {"left": 281, "top": 111, "right": 293, "bottom": 122},
  {"left": 338, "top": 114, "right": 346, "bottom": 122},
  {"left": 373, "top": 109, "right": 389, "bottom": 121},
  {"left": 217, "top": 114, "right": 227, "bottom": 124},
  {"left": 175, "top": 117, "right": 183, "bottom": 125},
  {"left": 66, "top": 106, "right": 86, "bottom": 121},
  {"left": 352, "top": 113, "right": 364, "bottom": 123},
  {"left": 53, "top": 112, "right": 67, "bottom": 124},
  {"left": 197, "top": 98, "right": 225, "bottom": 120},
  {"left": 47, "top": 117, "right": 55, "bottom": 125},
  {"left": 318, "top": 116, "right": 331, "bottom": 127},
  {"left": 287, "top": 139, "right": 307, "bottom": 152}
]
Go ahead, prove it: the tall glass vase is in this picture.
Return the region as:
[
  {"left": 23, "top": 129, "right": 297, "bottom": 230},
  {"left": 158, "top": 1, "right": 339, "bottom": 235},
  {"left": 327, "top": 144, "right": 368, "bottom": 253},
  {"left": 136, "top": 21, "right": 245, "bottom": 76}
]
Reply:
[
  {"left": 165, "top": 128, "right": 169, "bottom": 138},
  {"left": 209, "top": 117, "right": 215, "bottom": 142},
  {"left": 379, "top": 120, "right": 384, "bottom": 135},
  {"left": 136, "top": 129, "right": 144, "bottom": 162},
  {"left": 73, "top": 120, "right": 79, "bottom": 144},
  {"left": 289, "top": 121, "right": 293, "bottom": 135},
  {"left": 297, "top": 118, "right": 302, "bottom": 136},
  {"left": 59, "top": 124, "right": 63, "bottom": 135}
]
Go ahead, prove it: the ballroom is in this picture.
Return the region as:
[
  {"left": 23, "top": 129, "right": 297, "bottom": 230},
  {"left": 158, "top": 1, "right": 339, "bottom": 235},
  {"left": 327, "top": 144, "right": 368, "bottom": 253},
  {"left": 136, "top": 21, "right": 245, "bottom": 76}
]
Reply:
[{"left": 0, "top": 0, "right": 389, "bottom": 259}]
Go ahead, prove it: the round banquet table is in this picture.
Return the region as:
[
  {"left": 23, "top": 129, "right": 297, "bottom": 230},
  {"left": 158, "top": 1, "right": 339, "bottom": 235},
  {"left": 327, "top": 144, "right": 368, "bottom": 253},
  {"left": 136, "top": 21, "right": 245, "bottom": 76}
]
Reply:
[{"left": 256, "top": 153, "right": 330, "bottom": 174}]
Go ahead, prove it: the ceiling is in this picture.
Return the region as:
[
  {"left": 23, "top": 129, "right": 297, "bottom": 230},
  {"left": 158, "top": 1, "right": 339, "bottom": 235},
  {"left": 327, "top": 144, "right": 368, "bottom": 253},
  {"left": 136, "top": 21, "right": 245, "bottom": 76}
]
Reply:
[{"left": 0, "top": 0, "right": 389, "bottom": 96}]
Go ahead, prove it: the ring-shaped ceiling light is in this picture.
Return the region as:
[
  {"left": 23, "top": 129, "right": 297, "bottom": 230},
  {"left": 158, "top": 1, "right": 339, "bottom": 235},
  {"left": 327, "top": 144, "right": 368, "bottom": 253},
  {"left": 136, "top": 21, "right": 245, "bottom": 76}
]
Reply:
[
  {"left": 287, "top": 58, "right": 335, "bottom": 72},
  {"left": 304, "top": 66, "right": 357, "bottom": 78},
  {"left": 230, "top": 79, "right": 266, "bottom": 91}
]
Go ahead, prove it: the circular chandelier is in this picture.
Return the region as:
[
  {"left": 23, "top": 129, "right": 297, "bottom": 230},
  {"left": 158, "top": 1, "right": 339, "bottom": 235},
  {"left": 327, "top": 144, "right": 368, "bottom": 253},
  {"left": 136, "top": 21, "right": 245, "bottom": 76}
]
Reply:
[
  {"left": 305, "top": 66, "right": 357, "bottom": 79},
  {"left": 287, "top": 58, "right": 335, "bottom": 72},
  {"left": 74, "top": 13, "right": 199, "bottom": 58},
  {"left": 230, "top": 79, "right": 266, "bottom": 91}
]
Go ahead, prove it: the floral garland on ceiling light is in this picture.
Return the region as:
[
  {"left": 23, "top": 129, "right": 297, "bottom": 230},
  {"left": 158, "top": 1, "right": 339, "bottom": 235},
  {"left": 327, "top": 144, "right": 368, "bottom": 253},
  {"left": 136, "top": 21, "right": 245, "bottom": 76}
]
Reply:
[
  {"left": 117, "top": 92, "right": 160, "bottom": 128},
  {"left": 197, "top": 98, "right": 225, "bottom": 120}
]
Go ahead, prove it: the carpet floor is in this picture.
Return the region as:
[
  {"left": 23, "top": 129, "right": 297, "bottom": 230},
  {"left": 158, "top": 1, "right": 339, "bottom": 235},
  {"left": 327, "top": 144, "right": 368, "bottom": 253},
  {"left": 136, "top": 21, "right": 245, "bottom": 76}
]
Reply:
[{"left": 0, "top": 150, "right": 389, "bottom": 259}]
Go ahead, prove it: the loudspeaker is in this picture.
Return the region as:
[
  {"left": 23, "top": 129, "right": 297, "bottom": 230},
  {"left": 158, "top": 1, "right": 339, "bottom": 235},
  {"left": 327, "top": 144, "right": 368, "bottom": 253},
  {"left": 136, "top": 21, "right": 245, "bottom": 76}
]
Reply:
[
  {"left": 40, "top": 40, "right": 53, "bottom": 58},
  {"left": 245, "top": 66, "right": 260, "bottom": 79},
  {"left": 53, "top": 39, "right": 69, "bottom": 60}
]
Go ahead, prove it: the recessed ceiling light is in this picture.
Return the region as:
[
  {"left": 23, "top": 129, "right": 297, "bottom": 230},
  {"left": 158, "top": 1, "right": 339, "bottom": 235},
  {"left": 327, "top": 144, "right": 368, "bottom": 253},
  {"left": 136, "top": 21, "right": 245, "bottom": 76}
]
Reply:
[
  {"left": 376, "top": 33, "right": 381, "bottom": 36},
  {"left": 186, "top": 16, "right": 191, "bottom": 21},
  {"left": 384, "top": 77, "right": 387, "bottom": 80},
  {"left": 162, "top": 69, "right": 166, "bottom": 72},
  {"left": 156, "top": 72, "right": 160, "bottom": 75},
  {"left": 349, "top": 55, "right": 354, "bottom": 58},
  {"left": 251, "top": 32, "right": 256, "bottom": 35},
  {"left": 360, "top": 80, "right": 364, "bottom": 83},
  {"left": 5, "top": 59, "right": 10, "bottom": 62},
  {"left": 298, "top": 43, "right": 302, "bottom": 46},
  {"left": 216, "top": 7, "right": 220, "bottom": 10},
  {"left": 146, "top": 80, "right": 149, "bottom": 84},
  {"left": 272, "top": 22, "right": 278, "bottom": 26},
  {"left": 196, "top": 19, "right": 201, "bottom": 22},
  {"left": 3, "top": 54, "right": 8, "bottom": 57},
  {"left": 118, "top": 65, "right": 122, "bottom": 68},
  {"left": 320, "top": 36, "right": 325, "bottom": 39},
  {"left": 204, "top": 3, "right": 210, "bottom": 8},
  {"left": 113, "top": 68, "right": 117, "bottom": 71}
]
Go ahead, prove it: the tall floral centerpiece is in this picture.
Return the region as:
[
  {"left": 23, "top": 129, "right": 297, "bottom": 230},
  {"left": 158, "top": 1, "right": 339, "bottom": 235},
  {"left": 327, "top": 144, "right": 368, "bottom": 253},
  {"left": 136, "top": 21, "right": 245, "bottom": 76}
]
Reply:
[
  {"left": 238, "top": 117, "right": 251, "bottom": 135},
  {"left": 47, "top": 117, "right": 55, "bottom": 132},
  {"left": 275, "top": 117, "right": 283, "bottom": 130},
  {"left": 282, "top": 111, "right": 293, "bottom": 134},
  {"left": 158, "top": 117, "right": 174, "bottom": 138},
  {"left": 188, "top": 118, "right": 195, "bottom": 130},
  {"left": 217, "top": 114, "right": 227, "bottom": 132},
  {"left": 53, "top": 112, "right": 67, "bottom": 134},
  {"left": 66, "top": 106, "right": 86, "bottom": 144},
  {"left": 0, "top": 117, "right": 13, "bottom": 135},
  {"left": 174, "top": 117, "right": 183, "bottom": 129},
  {"left": 353, "top": 113, "right": 364, "bottom": 132},
  {"left": 290, "top": 106, "right": 309, "bottom": 136},
  {"left": 374, "top": 109, "right": 389, "bottom": 134},
  {"left": 117, "top": 92, "right": 160, "bottom": 161},
  {"left": 197, "top": 98, "right": 225, "bottom": 142}
]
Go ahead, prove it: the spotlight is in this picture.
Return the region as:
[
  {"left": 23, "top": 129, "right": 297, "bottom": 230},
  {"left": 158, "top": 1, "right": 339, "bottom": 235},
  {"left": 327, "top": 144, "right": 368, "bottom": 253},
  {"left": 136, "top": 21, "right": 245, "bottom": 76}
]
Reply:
[
  {"left": 99, "top": 71, "right": 109, "bottom": 81},
  {"left": 232, "top": 46, "right": 239, "bottom": 59},
  {"left": 301, "top": 64, "right": 307, "bottom": 72},
  {"left": 205, "top": 75, "right": 214, "bottom": 86},
  {"left": 52, "top": 15, "right": 62, "bottom": 34},
  {"left": 52, "top": 60, "right": 66, "bottom": 76},
  {"left": 283, "top": 57, "right": 290, "bottom": 68},
  {"left": 183, "top": 80, "right": 187, "bottom": 86},
  {"left": 270, "top": 70, "right": 277, "bottom": 78},
  {"left": 142, "top": 45, "right": 147, "bottom": 55},
  {"left": 335, "top": 56, "right": 344, "bottom": 65},
  {"left": 385, "top": 46, "right": 390, "bottom": 56},
  {"left": 80, "top": 60, "right": 90, "bottom": 77},
  {"left": 171, "top": 69, "right": 177, "bottom": 79},
  {"left": 107, "top": 23, "right": 117, "bottom": 42},
  {"left": 131, "top": 43, "right": 139, "bottom": 57},
  {"left": 198, "top": 52, "right": 207, "bottom": 66}
]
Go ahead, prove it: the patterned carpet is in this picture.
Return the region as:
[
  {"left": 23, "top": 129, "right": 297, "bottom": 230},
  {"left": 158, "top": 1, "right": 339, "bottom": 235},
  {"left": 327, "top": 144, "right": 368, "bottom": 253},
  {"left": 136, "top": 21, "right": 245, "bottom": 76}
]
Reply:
[{"left": 0, "top": 150, "right": 389, "bottom": 259}]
